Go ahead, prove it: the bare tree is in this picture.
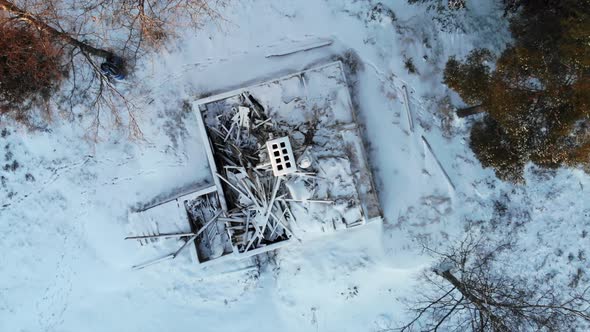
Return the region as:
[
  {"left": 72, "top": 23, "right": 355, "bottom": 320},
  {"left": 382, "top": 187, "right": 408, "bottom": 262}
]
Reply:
[
  {"left": 0, "top": 0, "right": 223, "bottom": 139},
  {"left": 1, "top": 0, "right": 223, "bottom": 57},
  {"left": 399, "top": 232, "right": 590, "bottom": 331}
]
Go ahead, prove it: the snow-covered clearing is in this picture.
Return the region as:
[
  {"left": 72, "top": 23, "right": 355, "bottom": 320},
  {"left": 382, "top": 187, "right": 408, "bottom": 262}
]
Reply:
[{"left": 1, "top": 1, "right": 588, "bottom": 331}]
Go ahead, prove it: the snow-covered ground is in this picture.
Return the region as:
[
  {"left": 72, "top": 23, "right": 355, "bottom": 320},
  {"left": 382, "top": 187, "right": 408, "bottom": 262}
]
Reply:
[{"left": 1, "top": 1, "right": 588, "bottom": 331}]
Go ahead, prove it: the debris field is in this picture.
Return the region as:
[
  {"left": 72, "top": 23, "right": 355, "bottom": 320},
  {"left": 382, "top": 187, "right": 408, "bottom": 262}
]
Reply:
[{"left": 128, "top": 61, "right": 381, "bottom": 268}]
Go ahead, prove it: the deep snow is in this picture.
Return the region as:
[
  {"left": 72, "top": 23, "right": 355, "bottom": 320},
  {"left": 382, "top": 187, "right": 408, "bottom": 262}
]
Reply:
[{"left": 1, "top": 1, "right": 588, "bottom": 332}]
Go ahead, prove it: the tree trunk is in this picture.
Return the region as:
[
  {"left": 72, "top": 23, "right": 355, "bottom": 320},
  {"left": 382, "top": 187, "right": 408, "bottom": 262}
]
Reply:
[
  {"left": 437, "top": 269, "right": 511, "bottom": 331},
  {"left": 457, "top": 104, "right": 485, "bottom": 118},
  {"left": 0, "top": 0, "right": 113, "bottom": 59}
]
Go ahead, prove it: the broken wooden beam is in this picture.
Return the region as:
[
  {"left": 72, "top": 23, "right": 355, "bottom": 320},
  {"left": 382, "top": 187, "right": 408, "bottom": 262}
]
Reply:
[
  {"left": 265, "top": 39, "right": 333, "bottom": 58},
  {"left": 402, "top": 85, "right": 415, "bottom": 133},
  {"left": 421, "top": 135, "right": 456, "bottom": 191},
  {"left": 279, "top": 198, "right": 334, "bottom": 204},
  {"left": 456, "top": 104, "right": 485, "bottom": 118},
  {"left": 132, "top": 254, "right": 174, "bottom": 270},
  {"left": 172, "top": 210, "right": 222, "bottom": 259},
  {"left": 125, "top": 232, "right": 196, "bottom": 240}
]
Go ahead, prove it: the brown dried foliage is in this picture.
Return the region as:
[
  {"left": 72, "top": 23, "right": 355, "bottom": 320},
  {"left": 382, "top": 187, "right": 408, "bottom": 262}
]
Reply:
[
  {"left": 443, "top": 0, "right": 590, "bottom": 181},
  {"left": 0, "top": 0, "right": 225, "bottom": 139},
  {"left": 0, "top": 20, "right": 66, "bottom": 120}
]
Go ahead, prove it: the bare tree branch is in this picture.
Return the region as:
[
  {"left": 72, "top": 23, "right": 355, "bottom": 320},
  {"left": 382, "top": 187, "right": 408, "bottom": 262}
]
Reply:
[{"left": 400, "top": 232, "right": 590, "bottom": 331}]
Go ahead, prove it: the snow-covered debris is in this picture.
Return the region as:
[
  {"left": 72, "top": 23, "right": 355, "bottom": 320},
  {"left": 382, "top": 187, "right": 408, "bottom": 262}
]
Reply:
[
  {"left": 196, "top": 61, "right": 381, "bottom": 238},
  {"left": 126, "top": 61, "right": 382, "bottom": 268}
]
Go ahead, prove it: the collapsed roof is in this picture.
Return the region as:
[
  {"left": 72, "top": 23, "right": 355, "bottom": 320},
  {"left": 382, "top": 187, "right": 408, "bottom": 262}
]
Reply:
[{"left": 128, "top": 61, "right": 382, "bottom": 268}]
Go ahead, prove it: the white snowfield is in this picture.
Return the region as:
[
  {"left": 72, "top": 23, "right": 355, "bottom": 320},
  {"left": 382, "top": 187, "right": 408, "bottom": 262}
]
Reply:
[{"left": 1, "top": 1, "right": 589, "bottom": 332}]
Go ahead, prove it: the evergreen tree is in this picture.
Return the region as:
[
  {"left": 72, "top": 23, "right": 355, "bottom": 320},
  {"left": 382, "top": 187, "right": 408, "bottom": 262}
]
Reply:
[{"left": 444, "top": 0, "right": 589, "bottom": 181}]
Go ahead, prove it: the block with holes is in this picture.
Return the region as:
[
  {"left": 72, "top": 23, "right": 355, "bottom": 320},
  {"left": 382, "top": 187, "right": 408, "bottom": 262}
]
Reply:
[{"left": 266, "top": 136, "right": 297, "bottom": 176}]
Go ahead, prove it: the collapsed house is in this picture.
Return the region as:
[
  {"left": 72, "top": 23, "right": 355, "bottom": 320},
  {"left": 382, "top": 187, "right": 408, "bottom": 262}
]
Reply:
[{"left": 128, "top": 61, "right": 382, "bottom": 268}]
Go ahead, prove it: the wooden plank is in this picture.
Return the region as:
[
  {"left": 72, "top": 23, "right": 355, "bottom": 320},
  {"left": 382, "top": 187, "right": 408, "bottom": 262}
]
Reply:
[
  {"left": 402, "top": 85, "right": 414, "bottom": 133},
  {"left": 279, "top": 198, "right": 334, "bottom": 204},
  {"left": 125, "top": 232, "right": 196, "bottom": 240},
  {"left": 421, "top": 135, "right": 456, "bottom": 191},
  {"left": 265, "top": 39, "right": 333, "bottom": 58},
  {"left": 132, "top": 254, "right": 174, "bottom": 270},
  {"left": 457, "top": 104, "right": 484, "bottom": 118}
]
